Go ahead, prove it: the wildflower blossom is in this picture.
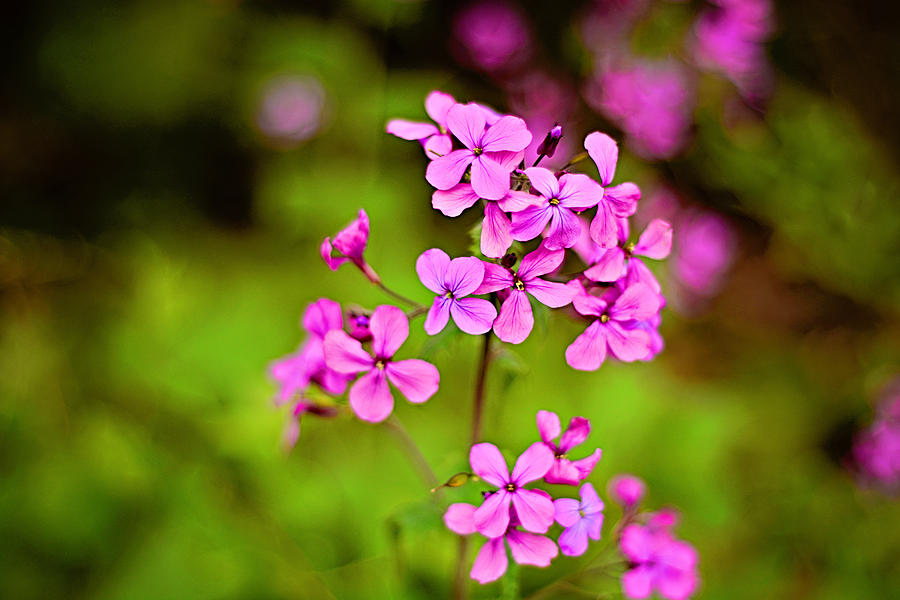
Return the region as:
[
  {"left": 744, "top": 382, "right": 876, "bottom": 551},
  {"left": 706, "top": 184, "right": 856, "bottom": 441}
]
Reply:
[
  {"left": 416, "top": 248, "right": 498, "bottom": 335},
  {"left": 426, "top": 103, "right": 532, "bottom": 200},
  {"left": 609, "top": 474, "right": 646, "bottom": 510},
  {"left": 583, "top": 132, "right": 643, "bottom": 248},
  {"left": 323, "top": 305, "right": 439, "bottom": 423},
  {"left": 452, "top": 1, "right": 532, "bottom": 74},
  {"left": 565, "top": 281, "right": 661, "bottom": 371},
  {"left": 444, "top": 503, "right": 558, "bottom": 584},
  {"left": 475, "top": 244, "right": 576, "bottom": 344},
  {"left": 536, "top": 410, "right": 602, "bottom": 485},
  {"left": 584, "top": 218, "right": 673, "bottom": 294},
  {"left": 554, "top": 483, "right": 605, "bottom": 556},
  {"left": 510, "top": 166, "right": 602, "bottom": 250},
  {"left": 386, "top": 91, "right": 457, "bottom": 160},
  {"left": 469, "top": 441, "right": 556, "bottom": 538},
  {"left": 320, "top": 209, "right": 380, "bottom": 283},
  {"left": 620, "top": 523, "right": 699, "bottom": 600},
  {"left": 672, "top": 210, "right": 736, "bottom": 298}
]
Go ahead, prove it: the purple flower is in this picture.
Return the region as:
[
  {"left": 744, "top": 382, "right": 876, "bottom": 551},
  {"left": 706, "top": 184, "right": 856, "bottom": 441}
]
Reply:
[
  {"left": 430, "top": 159, "right": 541, "bottom": 258},
  {"left": 386, "top": 91, "right": 457, "bottom": 160},
  {"left": 444, "top": 503, "right": 558, "bottom": 584},
  {"left": 452, "top": 1, "right": 532, "bottom": 74},
  {"left": 323, "top": 305, "right": 439, "bottom": 423},
  {"left": 565, "top": 281, "right": 661, "bottom": 371},
  {"left": 474, "top": 244, "right": 577, "bottom": 344},
  {"left": 469, "top": 441, "right": 556, "bottom": 538},
  {"left": 426, "top": 103, "right": 532, "bottom": 200},
  {"left": 536, "top": 410, "right": 602, "bottom": 485},
  {"left": 584, "top": 132, "right": 643, "bottom": 248},
  {"left": 510, "top": 166, "right": 602, "bottom": 250},
  {"left": 416, "top": 248, "right": 498, "bottom": 335},
  {"left": 620, "top": 524, "right": 699, "bottom": 600},
  {"left": 584, "top": 218, "right": 673, "bottom": 294},
  {"left": 609, "top": 474, "right": 646, "bottom": 510},
  {"left": 256, "top": 75, "right": 327, "bottom": 146},
  {"left": 554, "top": 483, "right": 605, "bottom": 556},
  {"left": 320, "top": 209, "right": 380, "bottom": 284},
  {"left": 672, "top": 210, "right": 736, "bottom": 298}
]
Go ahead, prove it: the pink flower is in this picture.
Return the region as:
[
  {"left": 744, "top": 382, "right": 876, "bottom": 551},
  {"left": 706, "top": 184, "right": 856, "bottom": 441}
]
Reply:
[
  {"left": 452, "top": 1, "right": 532, "bottom": 74},
  {"left": 469, "top": 442, "right": 556, "bottom": 538},
  {"left": 673, "top": 210, "right": 736, "bottom": 297},
  {"left": 510, "top": 166, "right": 602, "bottom": 250},
  {"left": 268, "top": 298, "right": 351, "bottom": 405},
  {"left": 386, "top": 91, "right": 456, "bottom": 160},
  {"left": 444, "top": 503, "right": 558, "bottom": 584},
  {"left": 565, "top": 281, "right": 661, "bottom": 371},
  {"left": 416, "top": 249, "right": 498, "bottom": 335},
  {"left": 282, "top": 400, "right": 339, "bottom": 449},
  {"left": 536, "top": 410, "right": 602, "bottom": 485},
  {"left": 426, "top": 103, "right": 532, "bottom": 200},
  {"left": 620, "top": 524, "right": 699, "bottom": 600},
  {"left": 609, "top": 474, "right": 646, "bottom": 510},
  {"left": 431, "top": 162, "right": 540, "bottom": 258},
  {"left": 554, "top": 483, "right": 605, "bottom": 556},
  {"left": 256, "top": 75, "right": 328, "bottom": 146},
  {"left": 475, "top": 244, "right": 577, "bottom": 344},
  {"left": 584, "top": 132, "right": 643, "bottom": 248},
  {"left": 323, "top": 305, "right": 439, "bottom": 423},
  {"left": 584, "top": 218, "right": 673, "bottom": 294},
  {"left": 320, "top": 209, "right": 380, "bottom": 283}
]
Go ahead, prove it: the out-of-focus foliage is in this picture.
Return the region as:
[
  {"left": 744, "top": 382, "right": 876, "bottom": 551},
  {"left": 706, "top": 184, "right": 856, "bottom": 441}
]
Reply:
[{"left": 1, "top": 1, "right": 899, "bottom": 599}]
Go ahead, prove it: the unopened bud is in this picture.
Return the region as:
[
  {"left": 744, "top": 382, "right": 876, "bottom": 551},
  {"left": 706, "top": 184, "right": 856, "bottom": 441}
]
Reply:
[
  {"left": 431, "top": 472, "right": 474, "bottom": 493},
  {"left": 536, "top": 124, "right": 563, "bottom": 158},
  {"left": 500, "top": 253, "right": 517, "bottom": 270}
]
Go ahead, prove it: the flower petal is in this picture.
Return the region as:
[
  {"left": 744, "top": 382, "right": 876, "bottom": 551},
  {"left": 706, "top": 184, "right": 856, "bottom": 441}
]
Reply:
[
  {"left": 349, "top": 369, "right": 393, "bottom": 423},
  {"left": 517, "top": 244, "right": 566, "bottom": 280},
  {"left": 605, "top": 321, "right": 653, "bottom": 362},
  {"left": 332, "top": 209, "right": 370, "bottom": 259},
  {"left": 386, "top": 119, "right": 439, "bottom": 140},
  {"left": 431, "top": 184, "right": 480, "bottom": 217},
  {"left": 544, "top": 458, "right": 582, "bottom": 486},
  {"left": 565, "top": 321, "right": 608, "bottom": 371},
  {"left": 605, "top": 182, "right": 641, "bottom": 217},
  {"left": 543, "top": 207, "right": 582, "bottom": 250},
  {"left": 470, "top": 537, "right": 508, "bottom": 584},
  {"left": 559, "top": 417, "right": 590, "bottom": 452},
  {"left": 493, "top": 289, "right": 534, "bottom": 344},
  {"left": 526, "top": 278, "right": 575, "bottom": 308},
  {"left": 424, "top": 297, "right": 451, "bottom": 335},
  {"left": 634, "top": 219, "right": 673, "bottom": 260},
  {"left": 302, "top": 298, "right": 344, "bottom": 338},
  {"left": 425, "top": 90, "right": 456, "bottom": 125},
  {"left": 558, "top": 520, "right": 590, "bottom": 557},
  {"left": 323, "top": 330, "right": 375, "bottom": 374},
  {"left": 523, "top": 166, "right": 559, "bottom": 199},
  {"left": 471, "top": 155, "right": 512, "bottom": 200},
  {"left": 426, "top": 149, "right": 474, "bottom": 190},
  {"left": 554, "top": 497, "right": 582, "bottom": 528},
  {"left": 579, "top": 482, "right": 604, "bottom": 515},
  {"left": 536, "top": 409, "right": 561, "bottom": 445},
  {"left": 583, "top": 248, "right": 627, "bottom": 282},
  {"left": 590, "top": 199, "right": 618, "bottom": 248},
  {"left": 446, "top": 256, "right": 485, "bottom": 297},
  {"left": 510, "top": 204, "right": 551, "bottom": 242},
  {"left": 481, "top": 115, "right": 532, "bottom": 152},
  {"left": 557, "top": 173, "right": 603, "bottom": 210},
  {"left": 622, "top": 566, "right": 654, "bottom": 599},
  {"left": 511, "top": 488, "right": 555, "bottom": 534},
  {"left": 481, "top": 202, "right": 513, "bottom": 259},
  {"left": 444, "top": 502, "right": 477, "bottom": 535},
  {"left": 469, "top": 442, "right": 510, "bottom": 486},
  {"left": 506, "top": 529, "right": 558, "bottom": 567},
  {"left": 626, "top": 258, "right": 662, "bottom": 295},
  {"left": 474, "top": 261, "right": 514, "bottom": 294},
  {"left": 474, "top": 490, "right": 512, "bottom": 538},
  {"left": 450, "top": 297, "right": 497, "bottom": 335},
  {"left": 572, "top": 449, "right": 603, "bottom": 482},
  {"left": 424, "top": 133, "right": 453, "bottom": 160},
  {"left": 609, "top": 283, "right": 660, "bottom": 322},
  {"left": 320, "top": 237, "right": 348, "bottom": 271},
  {"left": 385, "top": 359, "right": 439, "bottom": 404},
  {"left": 497, "top": 190, "right": 542, "bottom": 213},
  {"left": 512, "top": 442, "right": 555, "bottom": 485},
  {"left": 656, "top": 568, "right": 699, "bottom": 600},
  {"left": 446, "top": 103, "right": 487, "bottom": 149},
  {"left": 620, "top": 524, "right": 654, "bottom": 563},
  {"left": 416, "top": 248, "right": 451, "bottom": 294},
  {"left": 584, "top": 131, "right": 618, "bottom": 186},
  {"left": 370, "top": 305, "right": 409, "bottom": 359}
]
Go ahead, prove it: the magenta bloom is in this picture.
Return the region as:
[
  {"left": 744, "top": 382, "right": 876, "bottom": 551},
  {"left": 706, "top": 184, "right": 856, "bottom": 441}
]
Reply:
[
  {"left": 426, "top": 103, "right": 532, "bottom": 200},
  {"left": 566, "top": 282, "right": 661, "bottom": 371},
  {"left": 584, "top": 218, "right": 673, "bottom": 294},
  {"left": 386, "top": 90, "right": 456, "bottom": 160},
  {"left": 475, "top": 244, "right": 576, "bottom": 344},
  {"left": 323, "top": 305, "right": 439, "bottom": 423},
  {"left": 554, "top": 483, "right": 604, "bottom": 557},
  {"left": 609, "top": 474, "right": 646, "bottom": 510},
  {"left": 673, "top": 210, "right": 736, "bottom": 297},
  {"left": 584, "top": 132, "right": 643, "bottom": 248},
  {"left": 452, "top": 1, "right": 532, "bottom": 74},
  {"left": 257, "top": 75, "right": 327, "bottom": 146},
  {"left": 536, "top": 410, "right": 602, "bottom": 485},
  {"left": 620, "top": 524, "right": 699, "bottom": 600},
  {"left": 510, "top": 166, "right": 602, "bottom": 250},
  {"left": 320, "top": 209, "right": 380, "bottom": 284},
  {"left": 416, "top": 248, "right": 497, "bottom": 335},
  {"left": 853, "top": 393, "right": 900, "bottom": 493},
  {"left": 444, "top": 503, "right": 558, "bottom": 584},
  {"left": 469, "top": 442, "right": 556, "bottom": 538}
]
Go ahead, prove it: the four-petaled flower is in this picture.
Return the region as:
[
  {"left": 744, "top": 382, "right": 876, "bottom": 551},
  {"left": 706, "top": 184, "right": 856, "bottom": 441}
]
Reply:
[
  {"left": 536, "top": 409, "right": 602, "bottom": 485},
  {"left": 470, "top": 441, "right": 556, "bottom": 538},
  {"left": 323, "top": 305, "right": 439, "bottom": 423},
  {"left": 584, "top": 218, "right": 673, "bottom": 295},
  {"left": 619, "top": 523, "right": 699, "bottom": 600},
  {"left": 416, "top": 248, "right": 498, "bottom": 335},
  {"left": 511, "top": 166, "right": 602, "bottom": 250},
  {"left": 554, "top": 482, "right": 605, "bottom": 556},
  {"left": 320, "top": 209, "right": 380, "bottom": 283},
  {"left": 426, "top": 103, "right": 532, "bottom": 200},
  {"left": 475, "top": 244, "right": 577, "bottom": 344},
  {"left": 584, "top": 132, "right": 642, "bottom": 248}
]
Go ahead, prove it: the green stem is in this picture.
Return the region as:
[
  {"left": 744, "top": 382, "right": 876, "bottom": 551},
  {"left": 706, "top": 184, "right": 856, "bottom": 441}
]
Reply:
[
  {"left": 384, "top": 416, "right": 439, "bottom": 494},
  {"left": 470, "top": 332, "right": 493, "bottom": 445},
  {"left": 376, "top": 280, "right": 424, "bottom": 309}
]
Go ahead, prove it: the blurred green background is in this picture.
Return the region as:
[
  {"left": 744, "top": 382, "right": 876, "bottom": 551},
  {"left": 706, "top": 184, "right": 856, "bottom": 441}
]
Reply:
[{"left": 2, "top": 1, "right": 899, "bottom": 598}]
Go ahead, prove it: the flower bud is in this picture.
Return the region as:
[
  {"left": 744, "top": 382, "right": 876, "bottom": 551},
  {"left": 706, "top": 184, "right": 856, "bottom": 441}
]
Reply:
[
  {"left": 609, "top": 474, "right": 646, "bottom": 509},
  {"left": 536, "top": 123, "right": 563, "bottom": 158},
  {"left": 500, "top": 252, "right": 517, "bottom": 270}
]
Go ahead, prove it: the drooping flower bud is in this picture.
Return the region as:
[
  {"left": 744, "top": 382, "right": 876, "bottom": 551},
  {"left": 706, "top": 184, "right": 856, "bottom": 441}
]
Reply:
[
  {"left": 536, "top": 123, "right": 563, "bottom": 159},
  {"left": 347, "top": 310, "right": 373, "bottom": 342},
  {"left": 608, "top": 474, "right": 646, "bottom": 510}
]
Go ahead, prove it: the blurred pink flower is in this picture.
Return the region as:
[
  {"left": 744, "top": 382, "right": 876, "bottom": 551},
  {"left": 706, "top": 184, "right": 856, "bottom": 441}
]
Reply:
[
  {"left": 453, "top": 1, "right": 532, "bottom": 73},
  {"left": 620, "top": 523, "right": 699, "bottom": 600},
  {"left": 257, "top": 75, "right": 327, "bottom": 146},
  {"left": 609, "top": 474, "right": 646, "bottom": 509},
  {"left": 854, "top": 392, "right": 900, "bottom": 494},
  {"left": 673, "top": 210, "right": 737, "bottom": 297}
]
